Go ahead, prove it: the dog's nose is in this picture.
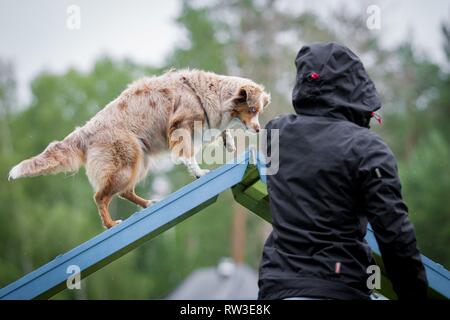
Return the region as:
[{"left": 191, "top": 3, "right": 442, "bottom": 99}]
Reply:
[{"left": 255, "top": 127, "right": 260, "bottom": 133}]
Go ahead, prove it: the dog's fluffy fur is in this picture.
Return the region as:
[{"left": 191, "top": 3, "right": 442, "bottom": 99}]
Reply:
[{"left": 9, "top": 69, "right": 270, "bottom": 228}]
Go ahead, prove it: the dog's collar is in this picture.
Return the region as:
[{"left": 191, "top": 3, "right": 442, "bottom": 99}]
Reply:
[{"left": 181, "top": 77, "right": 211, "bottom": 129}]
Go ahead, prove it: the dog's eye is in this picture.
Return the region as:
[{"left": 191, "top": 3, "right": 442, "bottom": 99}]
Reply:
[{"left": 248, "top": 107, "right": 257, "bottom": 113}]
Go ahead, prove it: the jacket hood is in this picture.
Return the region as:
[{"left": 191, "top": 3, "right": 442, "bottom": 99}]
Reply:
[{"left": 292, "top": 42, "right": 381, "bottom": 127}]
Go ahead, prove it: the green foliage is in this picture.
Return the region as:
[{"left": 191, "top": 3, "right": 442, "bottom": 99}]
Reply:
[
  {"left": 166, "top": 1, "right": 227, "bottom": 73},
  {"left": 400, "top": 131, "right": 450, "bottom": 267}
]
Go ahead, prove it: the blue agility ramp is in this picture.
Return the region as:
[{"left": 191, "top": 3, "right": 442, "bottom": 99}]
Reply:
[{"left": 1, "top": 152, "right": 449, "bottom": 299}]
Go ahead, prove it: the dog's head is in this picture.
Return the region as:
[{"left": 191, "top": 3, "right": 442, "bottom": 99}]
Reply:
[{"left": 229, "top": 84, "right": 271, "bottom": 133}]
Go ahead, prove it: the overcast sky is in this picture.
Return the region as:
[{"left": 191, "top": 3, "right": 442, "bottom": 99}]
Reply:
[{"left": 1, "top": 0, "right": 449, "bottom": 105}]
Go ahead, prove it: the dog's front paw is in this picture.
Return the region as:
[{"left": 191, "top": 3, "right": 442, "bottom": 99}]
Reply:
[
  {"left": 195, "top": 169, "right": 210, "bottom": 178},
  {"left": 222, "top": 130, "right": 236, "bottom": 153},
  {"left": 225, "top": 142, "right": 236, "bottom": 153}
]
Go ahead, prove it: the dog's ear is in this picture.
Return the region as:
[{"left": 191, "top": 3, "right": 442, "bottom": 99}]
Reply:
[
  {"left": 233, "top": 86, "right": 249, "bottom": 105},
  {"left": 262, "top": 92, "right": 271, "bottom": 109}
]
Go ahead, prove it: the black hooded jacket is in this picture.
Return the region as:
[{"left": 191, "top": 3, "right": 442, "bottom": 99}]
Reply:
[{"left": 258, "top": 43, "right": 428, "bottom": 300}]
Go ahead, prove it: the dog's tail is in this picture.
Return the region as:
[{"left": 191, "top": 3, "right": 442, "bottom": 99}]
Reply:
[{"left": 8, "top": 129, "right": 86, "bottom": 181}]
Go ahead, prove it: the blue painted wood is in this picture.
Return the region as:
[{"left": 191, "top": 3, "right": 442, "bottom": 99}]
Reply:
[{"left": 0, "top": 153, "right": 250, "bottom": 300}]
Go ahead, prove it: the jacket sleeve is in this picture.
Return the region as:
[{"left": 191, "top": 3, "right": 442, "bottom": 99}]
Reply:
[{"left": 358, "top": 134, "right": 428, "bottom": 300}]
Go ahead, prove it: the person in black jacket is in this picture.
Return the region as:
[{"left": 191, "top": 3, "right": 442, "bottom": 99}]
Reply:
[{"left": 258, "top": 42, "right": 428, "bottom": 300}]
